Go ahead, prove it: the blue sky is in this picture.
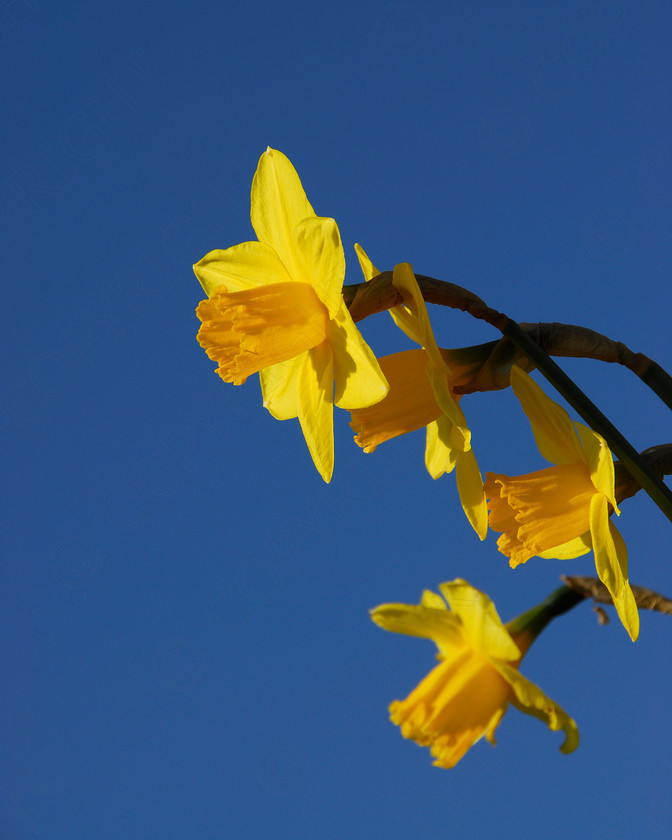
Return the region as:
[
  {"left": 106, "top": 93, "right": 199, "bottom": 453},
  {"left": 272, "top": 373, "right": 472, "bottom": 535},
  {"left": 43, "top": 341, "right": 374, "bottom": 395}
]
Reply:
[{"left": 3, "top": 1, "right": 671, "bottom": 838}]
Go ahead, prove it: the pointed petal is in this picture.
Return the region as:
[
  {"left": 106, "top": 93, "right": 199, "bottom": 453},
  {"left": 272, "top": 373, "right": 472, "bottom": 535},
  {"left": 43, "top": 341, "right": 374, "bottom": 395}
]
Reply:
[
  {"left": 370, "top": 602, "right": 464, "bottom": 652},
  {"left": 425, "top": 417, "right": 459, "bottom": 479},
  {"left": 438, "top": 581, "right": 520, "bottom": 661},
  {"left": 510, "top": 366, "right": 584, "bottom": 466},
  {"left": 355, "top": 244, "right": 422, "bottom": 343},
  {"left": 589, "top": 495, "right": 639, "bottom": 641},
  {"left": 354, "top": 242, "right": 379, "bottom": 281},
  {"left": 296, "top": 342, "right": 334, "bottom": 483},
  {"left": 455, "top": 448, "right": 488, "bottom": 540},
  {"left": 537, "top": 532, "right": 592, "bottom": 559},
  {"left": 392, "top": 263, "right": 448, "bottom": 373},
  {"left": 293, "top": 216, "right": 345, "bottom": 317},
  {"left": 330, "top": 300, "right": 389, "bottom": 410},
  {"left": 260, "top": 360, "right": 302, "bottom": 419},
  {"left": 194, "top": 242, "right": 292, "bottom": 297},
  {"left": 392, "top": 264, "right": 470, "bottom": 439},
  {"left": 494, "top": 662, "right": 579, "bottom": 754},
  {"left": 250, "top": 148, "right": 315, "bottom": 278},
  {"left": 576, "top": 422, "right": 619, "bottom": 513},
  {"left": 421, "top": 589, "right": 448, "bottom": 610}
]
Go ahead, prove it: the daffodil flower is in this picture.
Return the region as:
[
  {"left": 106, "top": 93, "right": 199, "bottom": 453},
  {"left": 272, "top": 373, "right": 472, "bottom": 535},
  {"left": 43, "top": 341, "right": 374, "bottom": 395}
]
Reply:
[
  {"left": 349, "top": 247, "right": 487, "bottom": 538},
  {"left": 371, "top": 579, "right": 578, "bottom": 769},
  {"left": 485, "top": 366, "right": 639, "bottom": 640},
  {"left": 194, "top": 149, "right": 389, "bottom": 482}
]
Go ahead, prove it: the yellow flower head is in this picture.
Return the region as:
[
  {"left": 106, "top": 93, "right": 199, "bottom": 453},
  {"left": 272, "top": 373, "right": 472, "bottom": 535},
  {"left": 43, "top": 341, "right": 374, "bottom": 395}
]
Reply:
[
  {"left": 194, "top": 149, "right": 389, "bottom": 482},
  {"left": 371, "top": 579, "right": 578, "bottom": 769},
  {"left": 349, "top": 247, "right": 487, "bottom": 538},
  {"left": 485, "top": 366, "right": 639, "bottom": 640}
]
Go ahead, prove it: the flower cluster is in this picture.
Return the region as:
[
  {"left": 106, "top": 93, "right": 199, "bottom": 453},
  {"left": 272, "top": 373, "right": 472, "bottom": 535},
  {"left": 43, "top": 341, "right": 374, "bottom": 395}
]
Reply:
[{"left": 193, "top": 148, "right": 652, "bottom": 769}]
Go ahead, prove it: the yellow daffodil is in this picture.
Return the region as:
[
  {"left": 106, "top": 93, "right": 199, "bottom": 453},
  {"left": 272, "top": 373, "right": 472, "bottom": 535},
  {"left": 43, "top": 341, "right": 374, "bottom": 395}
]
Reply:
[
  {"left": 349, "top": 248, "right": 487, "bottom": 538},
  {"left": 371, "top": 579, "right": 578, "bottom": 768},
  {"left": 194, "top": 149, "right": 389, "bottom": 482},
  {"left": 485, "top": 366, "right": 639, "bottom": 640}
]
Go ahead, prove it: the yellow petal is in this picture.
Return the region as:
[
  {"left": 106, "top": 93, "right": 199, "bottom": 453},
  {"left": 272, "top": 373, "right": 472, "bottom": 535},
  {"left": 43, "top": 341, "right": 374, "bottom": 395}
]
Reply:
[
  {"left": 294, "top": 216, "right": 345, "bottom": 318},
  {"left": 392, "top": 263, "right": 449, "bottom": 375},
  {"left": 250, "top": 148, "right": 315, "bottom": 279},
  {"left": 425, "top": 416, "right": 460, "bottom": 479},
  {"left": 354, "top": 244, "right": 422, "bottom": 343},
  {"left": 370, "top": 602, "right": 464, "bottom": 652},
  {"left": 537, "top": 532, "right": 592, "bottom": 559},
  {"left": 329, "top": 300, "right": 389, "bottom": 410},
  {"left": 296, "top": 341, "right": 334, "bottom": 482},
  {"left": 393, "top": 263, "right": 469, "bottom": 438},
  {"left": 589, "top": 495, "right": 639, "bottom": 641},
  {"left": 439, "top": 581, "right": 520, "bottom": 661},
  {"left": 510, "top": 366, "right": 584, "bottom": 466},
  {"left": 193, "top": 241, "right": 293, "bottom": 297},
  {"left": 494, "top": 661, "right": 579, "bottom": 754},
  {"left": 576, "top": 422, "right": 619, "bottom": 513},
  {"left": 354, "top": 242, "right": 379, "bottom": 281},
  {"left": 421, "top": 589, "right": 448, "bottom": 610},
  {"left": 350, "top": 350, "right": 441, "bottom": 452},
  {"left": 455, "top": 448, "right": 488, "bottom": 541},
  {"left": 260, "top": 360, "right": 302, "bottom": 420}
]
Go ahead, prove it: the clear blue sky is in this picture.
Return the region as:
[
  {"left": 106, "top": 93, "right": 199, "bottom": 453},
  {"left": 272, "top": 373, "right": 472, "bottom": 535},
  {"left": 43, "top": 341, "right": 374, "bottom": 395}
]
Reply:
[{"left": 3, "top": 1, "right": 671, "bottom": 838}]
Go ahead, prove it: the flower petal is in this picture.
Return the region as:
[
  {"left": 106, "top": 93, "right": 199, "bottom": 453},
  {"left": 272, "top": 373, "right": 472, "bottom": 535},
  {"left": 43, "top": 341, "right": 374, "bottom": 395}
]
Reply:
[
  {"left": 354, "top": 242, "right": 379, "bottom": 281},
  {"left": 455, "top": 448, "right": 488, "bottom": 541},
  {"left": 510, "top": 366, "right": 584, "bottom": 466},
  {"left": 250, "top": 148, "right": 315, "bottom": 279},
  {"left": 330, "top": 300, "right": 389, "bottom": 410},
  {"left": 537, "top": 532, "right": 592, "bottom": 559},
  {"left": 393, "top": 263, "right": 469, "bottom": 439},
  {"left": 493, "top": 662, "right": 579, "bottom": 754},
  {"left": 294, "top": 216, "right": 345, "bottom": 318},
  {"left": 296, "top": 341, "right": 334, "bottom": 483},
  {"left": 260, "top": 360, "right": 302, "bottom": 420},
  {"left": 439, "top": 581, "right": 520, "bottom": 661},
  {"left": 193, "top": 241, "right": 293, "bottom": 297},
  {"left": 589, "top": 494, "right": 639, "bottom": 641},
  {"left": 354, "top": 243, "right": 422, "bottom": 343},
  {"left": 425, "top": 416, "right": 460, "bottom": 479},
  {"left": 576, "top": 422, "right": 619, "bottom": 513},
  {"left": 421, "top": 589, "right": 448, "bottom": 610},
  {"left": 370, "top": 602, "right": 464, "bottom": 653}
]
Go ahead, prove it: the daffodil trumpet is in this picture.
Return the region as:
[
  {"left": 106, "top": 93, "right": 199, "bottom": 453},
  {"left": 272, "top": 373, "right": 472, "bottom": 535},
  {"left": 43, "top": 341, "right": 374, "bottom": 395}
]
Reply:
[{"left": 485, "top": 366, "right": 639, "bottom": 641}]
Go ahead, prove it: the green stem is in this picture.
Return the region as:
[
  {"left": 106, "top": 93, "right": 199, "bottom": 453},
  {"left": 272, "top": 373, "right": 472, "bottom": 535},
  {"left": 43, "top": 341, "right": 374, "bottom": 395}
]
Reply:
[
  {"left": 506, "top": 585, "right": 584, "bottom": 641},
  {"left": 500, "top": 318, "right": 672, "bottom": 524}
]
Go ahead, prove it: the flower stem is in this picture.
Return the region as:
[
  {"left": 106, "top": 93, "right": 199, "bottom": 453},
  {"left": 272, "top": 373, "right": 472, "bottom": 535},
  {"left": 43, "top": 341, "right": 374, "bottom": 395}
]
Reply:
[{"left": 499, "top": 318, "right": 672, "bottom": 524}]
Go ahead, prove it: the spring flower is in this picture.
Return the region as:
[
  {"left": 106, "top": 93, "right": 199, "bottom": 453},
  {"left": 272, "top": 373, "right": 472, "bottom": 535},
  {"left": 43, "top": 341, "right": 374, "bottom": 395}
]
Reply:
[
  {"left": 194, "top": 148, "right": 389, "bottom": 482},
  {"left": 371, "top": 579, "right": 578, "bottom": 769},
  {"left": 485, "top": 366, "right": 639, "bottom": 640},
  {"left": 349, "top": 248, "right": 487, "bottom": 538}
]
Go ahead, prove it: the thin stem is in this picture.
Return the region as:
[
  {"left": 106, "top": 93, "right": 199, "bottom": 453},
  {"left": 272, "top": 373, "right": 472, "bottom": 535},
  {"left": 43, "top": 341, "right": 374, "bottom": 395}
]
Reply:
[
  {"left": 561, "top": 576, "right": 672, "bottom": 616},
  {"left": 343, "top": 273, "right": 672, "bottom": 523},
  {"left": 500, "top": 318, "right": 672, "bottom": 523}
]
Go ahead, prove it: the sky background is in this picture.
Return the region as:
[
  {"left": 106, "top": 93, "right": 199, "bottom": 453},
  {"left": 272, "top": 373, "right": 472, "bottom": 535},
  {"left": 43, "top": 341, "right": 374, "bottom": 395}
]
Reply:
[{"left": 2, "top": 1, "right": 671, "bottom": 838}]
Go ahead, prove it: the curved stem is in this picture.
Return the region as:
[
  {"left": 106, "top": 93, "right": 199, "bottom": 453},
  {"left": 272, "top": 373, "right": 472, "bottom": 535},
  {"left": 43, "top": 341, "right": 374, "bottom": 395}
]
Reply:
[
  {"left": 343, "top": 273, "right": 672, "bottom": 523},
  {"left": 500, "top": 318, "right": 672, "bottom": 523}
]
